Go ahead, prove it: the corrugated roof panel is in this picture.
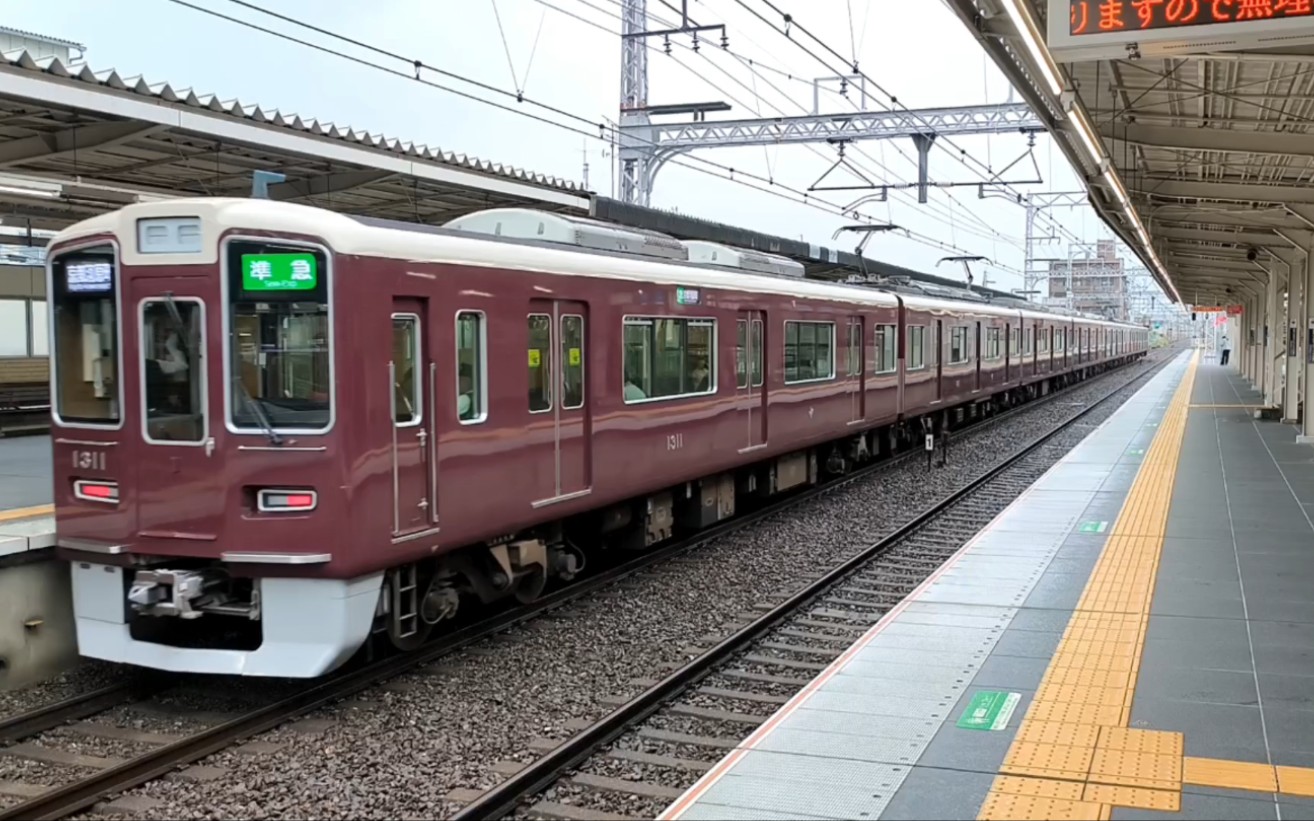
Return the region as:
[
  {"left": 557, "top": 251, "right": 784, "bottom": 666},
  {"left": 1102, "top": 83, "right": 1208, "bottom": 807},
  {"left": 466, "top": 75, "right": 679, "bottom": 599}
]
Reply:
[{"left": 0, "top": 47, "right": 586, "bottom": 196}]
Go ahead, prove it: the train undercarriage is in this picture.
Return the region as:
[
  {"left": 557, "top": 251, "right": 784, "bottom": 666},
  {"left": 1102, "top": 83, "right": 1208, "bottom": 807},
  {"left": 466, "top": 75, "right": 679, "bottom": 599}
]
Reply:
[{"left": 371, "top": 358, "right": 1136, "bottom": 654}]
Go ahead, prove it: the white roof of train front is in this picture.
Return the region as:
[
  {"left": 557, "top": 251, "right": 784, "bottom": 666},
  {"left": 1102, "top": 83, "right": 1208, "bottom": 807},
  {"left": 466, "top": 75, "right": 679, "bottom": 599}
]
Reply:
[{"left": 49, "top": 198, "right": 1143, "bottom": 327}]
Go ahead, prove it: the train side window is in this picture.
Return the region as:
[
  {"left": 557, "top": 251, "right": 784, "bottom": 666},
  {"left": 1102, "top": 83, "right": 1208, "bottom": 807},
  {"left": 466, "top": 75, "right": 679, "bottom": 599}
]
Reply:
[
  {"left": 907, "top": 325, "right": 925, "bottom": 370},
  {"left": 874, "top": 323, "right": 897, "bottom": 374},
  {"left": 847, "top": 322, "right": 862, "bottom": 377},
  {"left": 623, "top": 316, "right": 715, "bottom": 402},
  {"left": 456, "top": 311, "right": 486, "bottom": 423},
  {"left": 392, "top": 315, "right": 421, "bottom": 426},
  {"left": 751, "top": 319, "right": 763, "bottom": 386},
  {"left": 949, "top": 326, "right": 969, "bottom": 364},
  {"left": 561, "top": 314, "right": 585, "bottom": 409},
  {"left": 1010, "top": 326, "right": 1020, "bottom": 356},
  {"left": 985, "top": 327, "right": 1002, "bottom": 360},
  {"left": 1025, "top": 326, "right": 1034, "bottom": 355},
  {"left": 735, "top": 319, "right": 765, "bottom": 388},
  {"left": 737, "top": 320, "right": 748, "bottom": 388},
  {"left": 784, "top": 321, "right": 835, "bottom": 384},
  {"left": 528, "top": 313, "right": 552, "bottom": 412},
  {"left": 142, "top": 299, "right": 206, "bottom": 443}
]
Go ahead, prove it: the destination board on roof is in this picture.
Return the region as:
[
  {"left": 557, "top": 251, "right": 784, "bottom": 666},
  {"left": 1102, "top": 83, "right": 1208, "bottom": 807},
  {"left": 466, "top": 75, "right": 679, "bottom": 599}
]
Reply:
[{"left": 1048, "top": 0, "right": 1314, "bottom": 61}]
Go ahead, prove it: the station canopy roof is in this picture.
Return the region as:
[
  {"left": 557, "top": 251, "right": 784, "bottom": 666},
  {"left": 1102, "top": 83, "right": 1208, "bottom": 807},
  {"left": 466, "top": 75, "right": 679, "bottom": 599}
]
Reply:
[
  {"left": 0, "top": 45, "right": 1051, "bottom": 306},
  {"left": 946, "top": 0, "right": 1314, "bottom": 309},
  {"left": 0, "top": 47, "right": 590, "bottom": 234}
]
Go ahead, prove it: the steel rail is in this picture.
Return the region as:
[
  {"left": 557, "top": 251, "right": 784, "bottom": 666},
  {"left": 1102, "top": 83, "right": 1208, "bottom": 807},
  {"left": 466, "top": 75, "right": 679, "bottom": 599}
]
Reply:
[
  {"left": 447, "top": 352, "right": 1176, "bottom": 821},
  {"left": 0, "top": 354, "right": 1158, "bottom": 821}
]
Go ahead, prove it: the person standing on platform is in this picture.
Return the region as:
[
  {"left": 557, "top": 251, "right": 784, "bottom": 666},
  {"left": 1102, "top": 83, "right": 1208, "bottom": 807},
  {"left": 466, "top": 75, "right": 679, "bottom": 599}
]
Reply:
[{"left": 1220, "top": 333, "right": 1231, "bottom": 366}]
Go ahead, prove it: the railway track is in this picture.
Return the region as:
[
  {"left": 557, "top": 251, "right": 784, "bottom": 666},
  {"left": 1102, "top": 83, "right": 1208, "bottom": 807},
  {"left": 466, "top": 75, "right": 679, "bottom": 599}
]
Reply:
[
  {"left": 447, "top": 352, "right": 1181, "bottom": 821},
  {"left": 0, "top": 353, "right": 1173, "bottom": 821}
]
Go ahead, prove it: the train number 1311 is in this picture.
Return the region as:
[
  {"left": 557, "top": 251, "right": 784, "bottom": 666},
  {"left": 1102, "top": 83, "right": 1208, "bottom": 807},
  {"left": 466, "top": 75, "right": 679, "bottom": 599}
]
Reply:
[
  {"left": 666, "top": 433, "right": 684, "bottom": 451},
  {"left": 72, "top": 450, "right": 107, "bottom": 471}
]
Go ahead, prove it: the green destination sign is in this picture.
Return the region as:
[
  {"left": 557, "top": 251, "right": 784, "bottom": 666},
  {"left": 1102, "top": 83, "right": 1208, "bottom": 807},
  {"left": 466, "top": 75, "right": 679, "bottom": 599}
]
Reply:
[
  {"left": 241, "top": 253, "right": 317, "bottom": 291},
  {"left": 956, "top": 690, "right": 1020, "bottom": 731}
]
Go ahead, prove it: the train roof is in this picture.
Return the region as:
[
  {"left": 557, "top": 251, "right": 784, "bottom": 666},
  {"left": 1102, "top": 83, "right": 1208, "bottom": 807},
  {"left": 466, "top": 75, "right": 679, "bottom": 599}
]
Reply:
[{"left": 50, "top": 198, "right": 1145, "bottom": 329}]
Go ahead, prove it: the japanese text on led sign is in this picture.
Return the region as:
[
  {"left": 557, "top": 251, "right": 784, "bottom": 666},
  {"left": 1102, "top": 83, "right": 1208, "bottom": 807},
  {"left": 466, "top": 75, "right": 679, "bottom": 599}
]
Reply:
[
  {"left": 241, "top": 253, "right": 318, "bottom": 292},
  {"left": 1069, "top": 0, "right": 1313, "bottom": 36},
  {"left": 65, "top": 260, "right": 113, "bottom": 294}
]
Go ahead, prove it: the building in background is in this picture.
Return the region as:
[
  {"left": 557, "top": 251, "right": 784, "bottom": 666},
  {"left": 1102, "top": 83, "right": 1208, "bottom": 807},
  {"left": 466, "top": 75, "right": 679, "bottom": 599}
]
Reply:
[{"left": 1045, "top": 239, "right": 1129, "bottom": 320}]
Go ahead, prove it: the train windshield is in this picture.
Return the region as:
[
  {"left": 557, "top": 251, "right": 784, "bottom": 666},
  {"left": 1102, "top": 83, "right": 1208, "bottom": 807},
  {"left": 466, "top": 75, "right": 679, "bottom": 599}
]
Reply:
[
  {"left": 50, "top": 246, "right": 121, "bottom": 426},
  {"left": 226, "top": 241, "right": 331, "bottom": 432}
]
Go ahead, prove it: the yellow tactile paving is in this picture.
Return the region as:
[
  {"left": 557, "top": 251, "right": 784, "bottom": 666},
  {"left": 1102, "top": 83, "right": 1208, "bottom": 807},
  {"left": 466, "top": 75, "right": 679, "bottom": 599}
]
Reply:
[
  {"left": 1083, "top": 783, "right": 1181, "bottom": 811},
  {"left": 1183, "top": 757, "right": 1277, "bottom": 793},
  {"left": 978, "top": 353, "right": 1199, "bottom": 818},
  {"left": 993, "top": 775, "right": 1086, "bottom": 800},
  {"left": 978, "top": 792, "right": 1104, "bottom": 821},
  {"left": 972, "top": 352, "right": 1314, "bottom": 816},
  {"left": 1276, "top": 765, "right": 1314, "bottom": 797}
]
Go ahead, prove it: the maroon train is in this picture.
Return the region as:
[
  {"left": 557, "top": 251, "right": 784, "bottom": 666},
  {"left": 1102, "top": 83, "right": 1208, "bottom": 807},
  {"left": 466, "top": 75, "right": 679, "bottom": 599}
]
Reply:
[{"left": 45, "top": 199, "right": 1148, "bottom": 677}]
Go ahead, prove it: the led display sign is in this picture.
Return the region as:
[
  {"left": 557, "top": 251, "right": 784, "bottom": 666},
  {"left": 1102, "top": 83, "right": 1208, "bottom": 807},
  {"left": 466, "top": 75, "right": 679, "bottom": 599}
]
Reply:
[
  {"left": 1068, "top": 0, "right": 1312, "bottom": 37},
  {"left": 241, "top": 253, "right": 318, "bottom": 292},
  {"left": 1048, "top": 0, "right": 1314, "bottom": 61},
  {"left": 65, "top": 260, "right": 113, "bottom": 294}
]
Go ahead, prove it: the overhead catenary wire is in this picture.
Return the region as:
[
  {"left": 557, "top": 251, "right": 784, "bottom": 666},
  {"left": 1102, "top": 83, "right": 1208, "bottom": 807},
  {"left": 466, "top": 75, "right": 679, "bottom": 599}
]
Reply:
[
  {"left": 575, "top": 0, "right": 1023, "bottom": 248},
  {"left": 732, "top": 0, "right": 1086, "bottom": 247},
  {"left": 167, "top": 0, "right": 1021, "bottom": 268}
]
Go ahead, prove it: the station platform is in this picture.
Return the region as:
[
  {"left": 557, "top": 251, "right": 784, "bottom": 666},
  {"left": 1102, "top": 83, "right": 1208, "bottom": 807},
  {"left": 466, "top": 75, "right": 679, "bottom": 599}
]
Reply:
[
  {"left": 660, "top": 350, "right": 1314, "bottom": 821},
  {"left": 0, "top": 435, "right": 53, "bottom": 557}
]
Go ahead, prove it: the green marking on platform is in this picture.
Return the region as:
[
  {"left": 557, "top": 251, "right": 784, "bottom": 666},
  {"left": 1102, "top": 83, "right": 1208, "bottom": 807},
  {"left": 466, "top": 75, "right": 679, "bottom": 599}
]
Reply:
[
  {"left": 1128, "top": 448, "right": 1145, "bottom": 456},
  {"left": 1079, "top": 521, "right": 1109, "bottom": 533},
  {"left": 956, "top": 691, "right": 1021, "bottom": 731}
]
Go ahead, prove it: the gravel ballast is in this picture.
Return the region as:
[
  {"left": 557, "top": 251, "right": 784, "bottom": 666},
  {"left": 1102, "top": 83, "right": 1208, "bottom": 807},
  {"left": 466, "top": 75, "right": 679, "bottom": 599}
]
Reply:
[{"left": 6, "top": 353, "right": 1177, "bottom": 821}]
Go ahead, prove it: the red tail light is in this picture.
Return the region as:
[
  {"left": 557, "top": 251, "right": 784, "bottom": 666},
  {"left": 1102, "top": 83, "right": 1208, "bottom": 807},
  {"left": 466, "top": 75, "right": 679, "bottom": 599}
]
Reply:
[
  {"left": 74, "top": 480, "right": 119, "bottom": 504},
  {"left": 257, "top": 489, "right": 318, "bottom": 513}
]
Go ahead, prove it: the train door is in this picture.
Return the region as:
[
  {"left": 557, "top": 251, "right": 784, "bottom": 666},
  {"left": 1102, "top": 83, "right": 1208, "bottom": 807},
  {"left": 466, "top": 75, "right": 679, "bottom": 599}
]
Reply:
[
  {"left": 1004, "top": 324, "right": 1012, "bottom": 383},
  {"left": 390, "top": 299, "right": 433, "bottom": 537},
  {"left": 847, "top": 316, "right": 865, "bottom": 424},
  {"left": 974, "top": 321, "right": 982, "bottom": 392},
  {"left": 529, "top": 299, "right": 593, "bottom": 504},
  {"left": 934, "top": 319, "right": 944, "bottom": 402},
  {"left": 737, "top": 310, "right": 767, "bottom": 451},
  {"left": 134, "top": 277, "right": 223, "bottom": 540}
]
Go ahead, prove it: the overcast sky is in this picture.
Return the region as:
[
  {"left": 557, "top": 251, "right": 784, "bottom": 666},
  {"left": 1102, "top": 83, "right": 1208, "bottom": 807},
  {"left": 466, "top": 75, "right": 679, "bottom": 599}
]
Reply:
[{"left": 9, "top": 0, "right": 1150, "bottom": 296}]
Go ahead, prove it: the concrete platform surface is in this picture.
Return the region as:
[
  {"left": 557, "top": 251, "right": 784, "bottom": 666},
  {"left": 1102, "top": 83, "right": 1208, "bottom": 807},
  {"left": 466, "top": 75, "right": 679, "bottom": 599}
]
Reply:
[{"left": 660, "top": 352, "right": 1314, "bottom": 821}]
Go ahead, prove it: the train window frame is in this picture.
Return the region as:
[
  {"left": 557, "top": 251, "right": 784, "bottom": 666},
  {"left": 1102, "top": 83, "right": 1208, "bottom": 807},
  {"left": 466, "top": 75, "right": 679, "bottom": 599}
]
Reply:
[
  {"left": 847, "top": 320, "right": 863, "bottom": 377},
  {"left": 783, "top": 320, "right": 836, "bottom": 385},
  {"left": 527, "top": 312, "right": 553, "bottom": 414},
  {"left": 221, "top": 235, "right": 334, "bottom": 437},
  {"left": 735, "top": 318, "right": 765, "bottom": 389},
  {"left": 985, "top": 326, "right": 1002, "bottom": 361},
  {"left": 139, "top": 296, "right": 208, "bottom": 446},
  {"left": 1025, "top": 326, "right": 1034, "bottom": 355},
  {"left": 390, "top": 313, "right": 422, "bottom": 429},
  {"left": 949, "top": 326, "right": 969, "bottom": 365},
  {"left": 621, "top": 315, "right": 717, "bottom": 404},
  {"left": 874, "top": 323, "right": 897, "bottom": 374},
  {"left": 907, "top": 324, "right": 926, "bottom": 370},
  {"left": 561, "top": 313, "right": 586, "bottom": 410},
  {"left": 455, "top": 310, "right": 488, "bottom": 425},
  {"left": 1010, "top": 325, "right": 1020, "bottom": 357},
  {"left": 48, "top": 240, "right": 126, "bottom": 431}
]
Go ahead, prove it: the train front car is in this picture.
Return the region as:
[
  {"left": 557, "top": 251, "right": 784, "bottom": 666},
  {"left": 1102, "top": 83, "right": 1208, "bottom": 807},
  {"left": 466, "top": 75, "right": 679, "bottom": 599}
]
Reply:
[{"left": 49, "top": 199, "right": 369, "bottom": 677}]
